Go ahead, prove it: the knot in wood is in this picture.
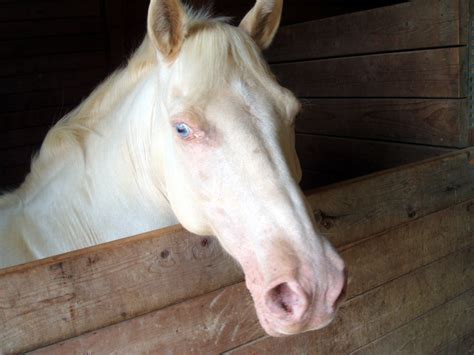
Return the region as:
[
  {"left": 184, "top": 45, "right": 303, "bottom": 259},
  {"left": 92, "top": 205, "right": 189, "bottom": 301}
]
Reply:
[
  {"left": 313, "top": 209, "right": 334, "bottom": 230},
  {"left": 406, "top": 205, "right": 417, "bottom": 218}
]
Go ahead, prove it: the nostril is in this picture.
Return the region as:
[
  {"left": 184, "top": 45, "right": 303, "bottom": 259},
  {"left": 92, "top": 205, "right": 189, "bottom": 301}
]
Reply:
[
  {"left": 269, "top": 283, "right": 295, "bottom": 314},
  {"left": 265, "top": 282, "right": 308, "bottom": 321}
]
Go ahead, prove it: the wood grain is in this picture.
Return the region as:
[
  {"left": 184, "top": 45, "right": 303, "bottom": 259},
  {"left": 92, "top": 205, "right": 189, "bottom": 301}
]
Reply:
[
  {"left": 433, "top": 331, "right": 474, "bottom": 355},
  {"left": 227, "top": 247, "right": 473, "bottom": 355},
  {"left": 271, "top": 47, "right": 466, "bottom": 98},
  {"left": 32, "top": 243, "right": 474, "bottom": 354},
  {"left": 305, "top": 148, "right": 474, "bottom": 248},
  {"left": 266, "top": 0, "right": 464, "bottom": 62},
  {"left": 296, "top": 134, "right": 453, "bottom": 180},
  {"left": 0, "top": 227, "right": 243, "bottom": 354},
  {"left": 352, "top": 289, "right": 474, "bottom": 354},
  {"left": 296, "top": 98, "right": 469, "bottom": 148}
]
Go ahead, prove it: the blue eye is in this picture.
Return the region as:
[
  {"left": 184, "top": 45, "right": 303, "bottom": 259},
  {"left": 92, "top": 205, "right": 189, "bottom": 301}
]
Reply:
[{"left": 175, "top": 123, "right": 191, "bottom": 139}]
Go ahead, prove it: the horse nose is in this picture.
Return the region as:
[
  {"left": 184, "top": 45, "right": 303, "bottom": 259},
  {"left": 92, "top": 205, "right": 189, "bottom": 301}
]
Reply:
[{"left": 264, "top": 280, "right": 309, "bottom": 324}]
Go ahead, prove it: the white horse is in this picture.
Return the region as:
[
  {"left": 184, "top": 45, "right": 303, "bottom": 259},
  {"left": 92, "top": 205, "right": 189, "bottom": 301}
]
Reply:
[{"left": 0, "top": 0, "right": 346, "bottom": 336}]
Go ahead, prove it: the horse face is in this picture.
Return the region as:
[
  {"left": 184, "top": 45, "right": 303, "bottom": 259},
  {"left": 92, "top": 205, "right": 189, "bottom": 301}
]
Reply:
[{"left": 148, "top": 0, "right": 347, "bottom": 336}]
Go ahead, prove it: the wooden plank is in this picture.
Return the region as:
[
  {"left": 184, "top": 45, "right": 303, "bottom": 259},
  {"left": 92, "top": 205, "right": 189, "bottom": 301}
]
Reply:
[
  {"left": 338, "top": 200, "right": 474, "bottom": 298},
  {"left": 297, "top": 98, "right": 469, "bottom": 148},
  {"left": 31, "top": 242, "right": 474, "bottom": 353},
  {"left": 266, "top": 0, "right": 464, "bottom": 62},
  {"left": 0, "top": 0, "right": 101, "bottom": 22},
  {"left": 352, "top": 289, "right": 474, "bottom": 354},
  {"left": 0, "top": 228, "right": 243, "bottom": 354},
  {"left": 459, "top": 0, "right": 470, "bottom": 45},
  {"left": 0, "top": 18, "right": 102, "bottom": 40},
  {"left": 226, "top": 248, "right": 473, "bottom": 355},
  {"left": 306, "top": 148, "right": 474, "bottom": 248},
  {"left": 0, "top": 34, "right": 105, "bottom": 59},
  {"left": 433, "top": 331, "right": 474, "bottom": 355},
  {"left": 0, "top": 107, "right": 71, "bottom": 131},
  {"left": 296, "top": 134, "right": 453, "bottom": 178},
  {"left": 271, "top": 47, "right": 466, "bottom": 98},
  {"left": 2, "top": 149, "right": 474, "bottom": 352},
  {"left": 0, "top": 69, "right": 105, "bottom": 95},
  {"left": 0, "top": 52, "right": 106, "bottom": 77}
]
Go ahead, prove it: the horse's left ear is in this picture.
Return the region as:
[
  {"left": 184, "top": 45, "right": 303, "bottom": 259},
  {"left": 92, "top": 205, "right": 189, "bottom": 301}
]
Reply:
[
  {"left": 239, "top": 0, "right": 283, "bottom": 49},
  {"left": 147, "top": 0, "right": 186, "bottom": 61}
]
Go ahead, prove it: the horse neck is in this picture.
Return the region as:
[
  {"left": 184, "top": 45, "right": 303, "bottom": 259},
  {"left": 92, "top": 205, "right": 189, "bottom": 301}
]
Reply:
[{"left": 2, "top": 58, "right": 178, "bottom": 262}]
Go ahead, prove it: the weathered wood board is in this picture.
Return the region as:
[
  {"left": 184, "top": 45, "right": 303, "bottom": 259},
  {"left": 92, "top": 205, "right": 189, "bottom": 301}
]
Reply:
[
  {"left": 32, "top": 244, "right": 474, "bottom": 353},
  {"left": 0, "top": 227, "right": 242, "bottom": 354},
  {"left": 266, "top": 0, "right": 466, "bottom": 62},
  {"left": 352, "top": 289, "right": 474, "bottom": 354},
  {"left": 271, "top": 47, "right": 466, "bottom": 98},
  {"left": 296, "top": 99, "right": 468, "bottom": 147},
  {"left": 306, "top": 148, "right": 474, "bottom": 248},
  {"left": 434, "top": 331, "right": 474, "bottom": 355}
]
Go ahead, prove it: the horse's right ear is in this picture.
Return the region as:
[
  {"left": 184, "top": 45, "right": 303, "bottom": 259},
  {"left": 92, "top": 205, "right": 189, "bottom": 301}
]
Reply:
[{"left": 147, "top": 0, "right": 186, "bottom": 61}]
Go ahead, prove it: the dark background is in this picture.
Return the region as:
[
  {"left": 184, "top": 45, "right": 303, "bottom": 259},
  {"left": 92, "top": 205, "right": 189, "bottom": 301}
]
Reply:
[{"left": 0, "top": 0, "right": 405, "bottom": 189}]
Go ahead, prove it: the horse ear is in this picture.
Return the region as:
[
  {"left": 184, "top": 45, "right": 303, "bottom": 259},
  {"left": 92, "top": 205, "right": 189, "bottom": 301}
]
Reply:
[
  {"left": 147, "top": 0, "right": 186, "bottom": 61},
  {"left": 239, "top": 0, "right": 283, "bottom": 49}
]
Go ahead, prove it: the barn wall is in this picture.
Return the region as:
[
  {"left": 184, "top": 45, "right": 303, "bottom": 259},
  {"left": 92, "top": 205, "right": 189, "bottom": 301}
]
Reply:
[
  {"left": 0, "top": 0, "right": 404, "bottom": 190},
  {"left": 267, "top": 0, "right": 472, "bottom": 189}
]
